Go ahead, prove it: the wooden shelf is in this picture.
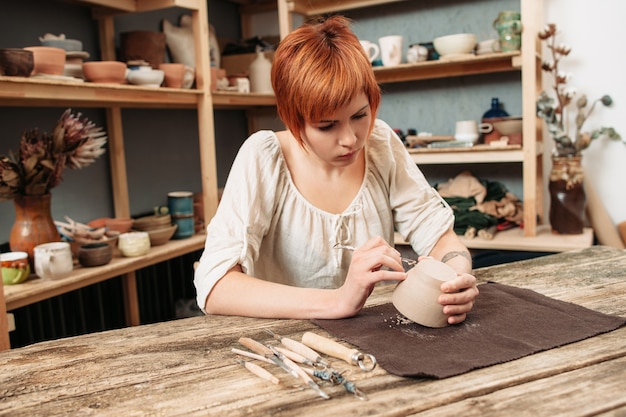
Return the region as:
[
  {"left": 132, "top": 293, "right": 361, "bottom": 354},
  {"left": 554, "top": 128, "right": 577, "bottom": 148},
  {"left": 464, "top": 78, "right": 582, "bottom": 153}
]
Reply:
[
  {"left": 286, "top": 0, "right": 408, "bottom": 15},
  {"left": 3, "top": 233, "right": 206, "bottom": 312},
  {"left": 0, "top": 77, "right": 276, "bottom": 110},
  {"left": 395, "top": 226, "right": 594, "bottom": 253},
  {"left": 408, "top": 143, "right": 543, "bottom": 164},
  {"left": 373, "top": 52, "right": 521, "bottom": 83}
]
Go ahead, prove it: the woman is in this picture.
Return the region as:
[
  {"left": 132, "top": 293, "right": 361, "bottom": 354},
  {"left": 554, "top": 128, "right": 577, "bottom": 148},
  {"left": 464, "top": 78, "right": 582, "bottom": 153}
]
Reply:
[{"left": 194, "top": 16, "right": 478, "bottom": 322}]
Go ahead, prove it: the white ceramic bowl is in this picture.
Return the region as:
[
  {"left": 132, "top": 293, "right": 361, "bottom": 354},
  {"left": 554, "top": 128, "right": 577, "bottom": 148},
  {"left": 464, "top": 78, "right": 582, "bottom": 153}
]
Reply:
[
  {"left": 433, "top": 33, "right": 477, "bottom": 58},
  {"left": 118, "top": 232, "right": 151, "bottom": 257},
  {"left": 127, "top": 68, "right": 164, "bottom": 87}
]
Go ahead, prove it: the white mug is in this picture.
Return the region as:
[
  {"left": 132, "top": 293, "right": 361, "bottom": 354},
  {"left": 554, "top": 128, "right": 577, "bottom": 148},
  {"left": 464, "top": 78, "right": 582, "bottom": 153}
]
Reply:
[
  {"left": 391, "top": 258, "right": 458, "bottom": 328},
  {"left": 454, "top": 120, "right": 493, "bottom": 142},
  {"left": 359, "top": 40, "right": 380, "bottom": 63},
  {"left": 378, "top": 35, "right": 403, "bottom": 66},
  {"left": 182, "top": 65, "right": 195, "bottom": 89},
  {"left": 34, "top": 241, "right": 73, "bottom": 280}
]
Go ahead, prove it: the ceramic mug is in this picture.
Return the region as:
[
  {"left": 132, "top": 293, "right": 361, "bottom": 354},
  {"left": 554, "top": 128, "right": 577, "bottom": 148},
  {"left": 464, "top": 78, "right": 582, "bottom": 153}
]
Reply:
[
  {"left": 391, "top": 258, "right": 458, "bottom": 328},
  {"left": 359, "top": 40, "right": 380, "bottom": 63},
  {"left": 378, "top": 35, "right": 403, "bottom": 66},
  {"left": 182, "top": 65, "right": 195, "bottom": 89},
  {"left": 1, "top": 251, "right": 31, "bottom": 285},
  {"left": 455, "top": 120, "right": 493, "bottom": 142},
  {"left": 34, "top": 242, "right": 73, "bottom": 280}
]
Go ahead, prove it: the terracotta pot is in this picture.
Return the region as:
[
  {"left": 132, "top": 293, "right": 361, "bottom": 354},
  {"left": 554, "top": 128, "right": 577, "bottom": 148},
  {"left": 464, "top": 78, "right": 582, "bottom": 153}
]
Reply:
[
  {"left": 82, "top": 61, "right": 127, "bottom": 84},
  {"left": 549, "top": 156, "right": 586, "bottom": 234},
  {"left": 120, "top": 31, "right": 166, "bottom": 69},
  {"left": 9, "top": 194, "right": 61, "bottom": 267},
  {"left": 23, "top": 46, "right": 66, "bottom": 75}
]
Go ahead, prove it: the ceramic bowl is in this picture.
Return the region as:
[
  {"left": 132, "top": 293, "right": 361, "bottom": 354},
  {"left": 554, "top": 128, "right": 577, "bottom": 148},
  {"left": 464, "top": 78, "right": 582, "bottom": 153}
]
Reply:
[
  {"left": 127, "top": 68, "right": 164, "bottom": 87},
  {"left": 118, "top": 232, "right": 151, "bottom": 257},
  {"left": 78, "top": 242, "right": 113, "bottom": 267},
  {"left": 144, "top": 224, "right": 178, "bottom": 246},
  {"left": 23, "top": 46, "right": 66, "bottom": 75},
  {"left": 492, "top": 116, "right": 523, "bottom": 135},
  {"left": 41, "top": 38, "right": 83, "bottom": 52},
  {"left": 0, "top": 48, "right": 34, "bottom": 77},
  {"left": 82, "top": 61, "right": 127, "bottom": 84},
  {"left": 1, "top": 251, "right": 31, "bottom": 285},
  {"left": 433, "top": 33, "right": 477, "bottom": 58},
  {"left": 133, "top": 214, "right": 171, "bottom": 231},
  {"left": 104, "top": 217, "right": 133, "bottom": 234}
]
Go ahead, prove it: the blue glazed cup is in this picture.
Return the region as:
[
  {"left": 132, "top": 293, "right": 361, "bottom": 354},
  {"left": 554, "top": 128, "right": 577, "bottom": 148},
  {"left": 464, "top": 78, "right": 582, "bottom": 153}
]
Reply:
[
  {"left": 168, "top": 191, "right": 194, "bottom": 216},
  {"left": 172, "top": 216, "right": 194, "bottom": 239}
]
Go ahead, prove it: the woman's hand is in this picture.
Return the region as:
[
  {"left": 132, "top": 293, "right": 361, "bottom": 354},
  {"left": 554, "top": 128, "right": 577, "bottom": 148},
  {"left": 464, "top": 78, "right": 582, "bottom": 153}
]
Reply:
[
  {"left": 333, "top": 237, "right": 407, "bottom": 317},
  {"left": 438, "top": 272, "right": 479, "bottom": 324}
]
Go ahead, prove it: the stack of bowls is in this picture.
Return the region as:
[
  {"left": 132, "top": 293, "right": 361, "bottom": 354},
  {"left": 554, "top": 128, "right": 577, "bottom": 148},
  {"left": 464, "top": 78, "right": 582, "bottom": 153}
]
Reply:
[{"left": 132, "top": 214, "right": 177, "bottom": 246}]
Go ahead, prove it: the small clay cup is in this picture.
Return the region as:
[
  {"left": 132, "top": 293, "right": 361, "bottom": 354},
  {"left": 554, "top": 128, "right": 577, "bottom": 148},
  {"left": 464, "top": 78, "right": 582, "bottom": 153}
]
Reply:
[
  {"left": 78, "top": 242, "right": 113, "bottom": 267},
  {"left": 0, "top": 48, "right": 34, "bottom": 77},
  {"left": 391, "top": 258, "right": 458, "bottom": 328},
  {"left": 159, "top": 63, "right": 186, "bottom": 88}
]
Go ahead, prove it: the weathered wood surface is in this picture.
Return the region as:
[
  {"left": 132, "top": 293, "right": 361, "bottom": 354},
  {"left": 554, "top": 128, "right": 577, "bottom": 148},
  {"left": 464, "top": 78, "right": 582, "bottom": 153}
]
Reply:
[{"left": 0, "top": 246, "right": 625, "bottom": 416}]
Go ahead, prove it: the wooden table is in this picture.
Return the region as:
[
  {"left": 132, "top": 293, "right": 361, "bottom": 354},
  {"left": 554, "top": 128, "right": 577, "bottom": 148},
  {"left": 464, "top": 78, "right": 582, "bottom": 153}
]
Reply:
[{"left": 1, "top": 246, "right": 625, "bottom": 416}]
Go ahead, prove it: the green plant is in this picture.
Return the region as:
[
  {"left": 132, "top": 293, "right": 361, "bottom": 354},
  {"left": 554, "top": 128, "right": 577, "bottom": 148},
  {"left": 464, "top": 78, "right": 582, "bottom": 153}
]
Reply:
[{"left": 536, "top": 23, "right": 622, "bottom": 157}]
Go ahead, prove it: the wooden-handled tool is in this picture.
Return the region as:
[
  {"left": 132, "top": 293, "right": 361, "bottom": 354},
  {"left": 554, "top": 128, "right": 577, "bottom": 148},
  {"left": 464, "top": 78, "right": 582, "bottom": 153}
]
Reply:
[
  {"left": 236, "top": 359, "right": 280, "bottom": 385},
  {"left": 301, "top": 332, "right": 377, "bottom": 371},
  {"left": 238, "top": 337, "right": 298, "bottom": 378}
]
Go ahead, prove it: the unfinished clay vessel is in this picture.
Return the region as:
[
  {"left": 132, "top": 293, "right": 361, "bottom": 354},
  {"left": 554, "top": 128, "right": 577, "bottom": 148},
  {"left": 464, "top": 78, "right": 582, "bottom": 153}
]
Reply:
[{"left": 392, "top": 258, "right": 457, "bottom": 328}]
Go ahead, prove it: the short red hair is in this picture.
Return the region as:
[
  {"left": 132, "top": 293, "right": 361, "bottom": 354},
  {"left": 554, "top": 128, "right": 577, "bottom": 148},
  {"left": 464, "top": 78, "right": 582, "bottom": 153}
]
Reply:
[{"left": 271, "top": 16, "right": 381, "bottom": 145}]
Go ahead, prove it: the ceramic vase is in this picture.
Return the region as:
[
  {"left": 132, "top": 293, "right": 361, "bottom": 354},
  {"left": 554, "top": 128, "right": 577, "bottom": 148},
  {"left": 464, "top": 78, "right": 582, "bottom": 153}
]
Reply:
[
  {"left": 549, "top": 156, "right": 586, "bottom": 234},
  {"left": 9, "top": 193, "right": 61, "bottom": 266},
  {"left": 493, "top": 11, "right": 522, "bottom": 52}
]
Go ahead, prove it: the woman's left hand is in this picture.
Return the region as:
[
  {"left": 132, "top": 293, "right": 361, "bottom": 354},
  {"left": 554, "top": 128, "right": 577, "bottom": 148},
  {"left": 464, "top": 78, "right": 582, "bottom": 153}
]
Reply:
[{"left": 437, "top": 272, "right": 479, "bottom": 325}]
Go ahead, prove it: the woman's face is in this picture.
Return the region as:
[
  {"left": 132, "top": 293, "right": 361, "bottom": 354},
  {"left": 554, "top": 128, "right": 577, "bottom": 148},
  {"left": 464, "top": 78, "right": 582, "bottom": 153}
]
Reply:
[{"left": 300, "top": 92, "right": 372, "bottom": 168}]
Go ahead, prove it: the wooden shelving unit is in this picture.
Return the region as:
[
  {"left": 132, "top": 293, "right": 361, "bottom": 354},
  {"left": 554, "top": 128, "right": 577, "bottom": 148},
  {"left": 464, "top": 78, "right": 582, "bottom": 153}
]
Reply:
[
  {"left": 275, "top": 0, "right": 580, "bottom": 250},
  {"left": 0, "top": 0, "right": 276, "bottom": 350}
]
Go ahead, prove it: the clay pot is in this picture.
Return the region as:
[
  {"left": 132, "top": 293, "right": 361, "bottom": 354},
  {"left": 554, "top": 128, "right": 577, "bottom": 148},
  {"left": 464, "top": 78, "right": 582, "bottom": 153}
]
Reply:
[
  {"left": 391, "top": 258, "right": 457, "bottom": 328},
  {"left": 0, "top": 48, "right": 34, "bottom": 77},
  {"left": 78, "top": 242, "right": 113, "bottom": 267},
  {"left": 120, "top": 31, "right": 166, "bottom": 69},
  {"left": 82, "top": 61, "right": 127, "bottom": 84},
  {"left": 23, "top": 46, "right": 66, "bottom": 75}
]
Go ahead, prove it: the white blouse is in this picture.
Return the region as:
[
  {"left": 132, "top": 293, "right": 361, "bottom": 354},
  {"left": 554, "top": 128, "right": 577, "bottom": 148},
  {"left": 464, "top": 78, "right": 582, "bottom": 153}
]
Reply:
[{"left": 194, "top": 119, "right": 453, "bottom": 312}]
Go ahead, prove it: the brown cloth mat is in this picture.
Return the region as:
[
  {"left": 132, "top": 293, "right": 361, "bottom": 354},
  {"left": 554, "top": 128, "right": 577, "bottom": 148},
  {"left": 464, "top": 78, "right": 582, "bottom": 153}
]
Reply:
[{"left": 312, "top": 282, "right": 626, "bottom": 379}]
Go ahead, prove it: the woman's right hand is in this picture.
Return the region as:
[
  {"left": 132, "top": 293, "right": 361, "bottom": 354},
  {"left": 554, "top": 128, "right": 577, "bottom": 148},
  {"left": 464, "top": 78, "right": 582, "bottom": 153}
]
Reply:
[{"left": 333, "top": 236, "right": 407, "bottom": 317}]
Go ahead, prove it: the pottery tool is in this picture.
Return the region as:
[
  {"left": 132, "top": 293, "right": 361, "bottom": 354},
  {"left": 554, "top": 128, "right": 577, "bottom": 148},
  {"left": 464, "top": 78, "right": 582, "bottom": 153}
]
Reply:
[
  {"left": 231, "top": 348, "right": 273, "bottom": 365},
  {"left": 332, "top": 243, "right": 417, "bottom": 271},
  {"left": 268, "top": 346, "right": 330, "bottom": 400},
  {"left": 238, "top": 337, "right": 298, "bottom": 378},
  {"left": 302, "top": 332, "right": 377, "bottom": 372},
  {"left": 235, "top": 359, "right": 280, "bottom": 385},
  {"left": 264, "top": 329, "right": 329, "bottom": 368}
]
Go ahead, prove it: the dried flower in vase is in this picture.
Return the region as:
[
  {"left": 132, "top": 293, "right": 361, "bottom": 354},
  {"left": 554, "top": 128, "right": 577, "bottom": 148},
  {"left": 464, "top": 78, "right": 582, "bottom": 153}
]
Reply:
[
  {"left": 536, "top": 23, "right": 622, "bottom": 157},
  {"left": 0, "top": 109, "right": 107, "bottom": 200}
]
